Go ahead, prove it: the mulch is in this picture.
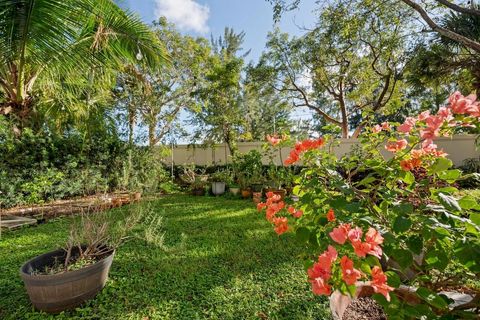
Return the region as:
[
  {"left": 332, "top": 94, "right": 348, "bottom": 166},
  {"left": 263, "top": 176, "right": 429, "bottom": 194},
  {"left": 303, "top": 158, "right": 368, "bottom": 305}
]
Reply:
[{"left": 342, "top": 297, "right": 387, "bottom": 320}]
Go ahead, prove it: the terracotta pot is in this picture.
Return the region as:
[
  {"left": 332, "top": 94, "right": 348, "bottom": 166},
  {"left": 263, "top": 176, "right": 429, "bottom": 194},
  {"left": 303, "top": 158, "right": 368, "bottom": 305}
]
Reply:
[
  {"left": 252, "top": 192, "right": 262, "bottom": 204},
  {"left": 20, "top": 247, "right": 114, "bottom": 313},
  {"left": 241, "top": 189, "right": 252, "bottom": 199}
]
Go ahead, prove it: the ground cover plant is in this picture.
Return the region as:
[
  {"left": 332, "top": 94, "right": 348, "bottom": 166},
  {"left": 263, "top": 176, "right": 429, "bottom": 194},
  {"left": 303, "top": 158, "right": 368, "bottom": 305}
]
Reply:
[{"left": 0, "top": 195, "right": 331, "bottom": 319}]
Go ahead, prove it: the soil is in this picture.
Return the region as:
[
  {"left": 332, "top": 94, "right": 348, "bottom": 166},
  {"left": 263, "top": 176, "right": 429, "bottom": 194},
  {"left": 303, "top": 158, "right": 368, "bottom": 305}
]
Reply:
[{"left": 342, "top": 297, "right": 387, "bottom": 320}]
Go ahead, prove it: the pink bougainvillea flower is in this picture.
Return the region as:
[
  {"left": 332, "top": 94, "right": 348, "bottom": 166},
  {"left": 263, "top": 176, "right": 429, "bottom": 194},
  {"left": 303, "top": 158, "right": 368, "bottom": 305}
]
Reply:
[
  {"left": 365, "top": 227, "right": 383, "bottom": 245},
  {"left": 400, "top": 158, "right": 422, "bottom": 171},
  {"left": 266, "top": 134, "right": 282, "bottom": 146},
  {"left": 329, "top": 223, "right": 351, "bottom": 244},
  {"left": 397, "top": 117, "right": 417, "bottom": 134},
  {"left": 272, "top": 217, "right": 288, "bottom": 235},
  {"left": 257, "top": 202, "right": 267, "bottom": 211},
  {"left": 385, "top": 139, "right": 408, "bottom": 153},
  {"left": 418, "top": 110, "right": 430, "bottom": 121},
  {"left": 327, "top": 208, "right": 335, "bottom": 222},
  {"left": 284, "top": 137, "right": 325, "bottom": 165},
  {"left": 381, "top": 122, "right": 391, "bottom": 131},
  {"left": 287, "top": 205, "right": 303, "bottom": 218},
  {"left": 449, "top": 92, "right": 478, "bottom": 115},
  {"left": 437, "top": 107, "right": 453, "bottom": 121},
  {"left": 372, "top": 124, "right": 382, "bottom": 133},
  {"left": 308, "top": 246, "right": 338, "bottom": 295},
  {"left": 340, "top": 256, "right": 362, "bottom": 286},
  {"left": 371, "top": 266, "right": 394, "bottom": 301},
  {"left": 351, "top": 240, "right": 371, "bottom": 258},
  {"left": 348, "top": 227, "right": 363, "bottom": 242},
  {"left": 293, "top": 209, "right": 303, "bottom": 218},
  {"left": 310, "top": 276, "right": 332, "bottom": 296}
]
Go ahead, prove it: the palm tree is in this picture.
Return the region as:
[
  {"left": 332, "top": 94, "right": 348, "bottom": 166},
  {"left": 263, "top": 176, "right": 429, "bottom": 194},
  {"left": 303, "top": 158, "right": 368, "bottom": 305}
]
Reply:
[{"left": 0, "top": 0, "right": 168, "bottom": 132}]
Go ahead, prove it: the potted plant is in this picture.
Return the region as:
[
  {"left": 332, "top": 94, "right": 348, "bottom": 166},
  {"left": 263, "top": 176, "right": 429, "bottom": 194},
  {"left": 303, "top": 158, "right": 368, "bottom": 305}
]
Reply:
[
  {"left": 210, "top": 169, "right": 231, "bottom": 196},
  {"left": 229, "top": 183, "right": 240, "bottom": 196},
  {"left": 265, "top": 165, "right": 287, "bottom": 200},
  {"left": 190, "top": 178, "right": 207, "bottom": 196},
  {"left": 257, "top": 92, "right": 480, "bottom": 319},
  {"left": 19, "top": 205, "right": 144, "bottom": 313},
  {"left": 237, "top": 173, "right": 252, "bottom": 199}
]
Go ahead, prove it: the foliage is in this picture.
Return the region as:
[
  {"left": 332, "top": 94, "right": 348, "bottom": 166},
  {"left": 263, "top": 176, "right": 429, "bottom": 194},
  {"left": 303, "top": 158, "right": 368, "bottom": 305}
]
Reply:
[
  {"left": 258, "top": 92, "right": 480, "bottom": 318},
  {"left": 0, "top": 196, "right": 331, "bottom": 319},
  {"left": 0, "top": 125, "right": 169, "bottom": 208},
  {"left": 232, "top": 150, "right": 264, "bottom": 188},
  {"left": 0, "top": 0, "right": 166, "bottom": 133},
  {"left": 114, "top": 18, "right": 210, "bottom": 146},
  {"left": 209, "top": 168, "right": 233, "bottom": 184},
  {"left": 192, "top": 28, "right": 248, "bottom": 155},
  {"left": 261, "top": 0, "right": 411, "bottom": 138}
]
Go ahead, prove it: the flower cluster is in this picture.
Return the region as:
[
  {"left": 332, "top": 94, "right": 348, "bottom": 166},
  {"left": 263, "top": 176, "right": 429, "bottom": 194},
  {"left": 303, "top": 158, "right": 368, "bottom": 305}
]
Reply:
[
  {"left": 284, "top": 138, "right": 325, "bottom": 165},
  {"left": 307, "top": 215, "right": 393, "bottom": 301},
  {"left": 378, "top": 92, "right": 479, "bottom": 171},
  {"left": 266, "top": 134, "right": 286, "bottom": 146},
  {"left": 257, "top": 192, "right": 303, "bottom": 235}
]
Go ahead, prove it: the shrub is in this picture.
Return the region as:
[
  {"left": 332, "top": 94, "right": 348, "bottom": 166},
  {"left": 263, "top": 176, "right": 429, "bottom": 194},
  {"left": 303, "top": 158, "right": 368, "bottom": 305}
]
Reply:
[{"left": 258, "top": 92, "right": 480, "bottom": 319}]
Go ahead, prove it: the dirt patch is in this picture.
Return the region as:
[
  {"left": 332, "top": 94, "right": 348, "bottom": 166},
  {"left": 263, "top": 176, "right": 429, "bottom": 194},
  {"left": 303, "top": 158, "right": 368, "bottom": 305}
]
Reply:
[{"left": 342, "top": 297, "right": 387, "bottom": 320}]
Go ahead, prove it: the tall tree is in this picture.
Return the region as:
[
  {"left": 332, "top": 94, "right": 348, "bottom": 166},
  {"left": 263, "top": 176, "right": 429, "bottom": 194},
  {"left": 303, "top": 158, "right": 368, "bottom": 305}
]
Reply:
[
  {"left": 241, "top": 60, "right": 292, "bottom": 140},
  {"left": 0, "top": 0, "right": 166, "bottom": 133},
  {"left": 193, "top": 28, "right": 248, "bottom": 155},
  {"left": 115, "top": 18, "right": 210, "bottom": 147},
  {"left": 263, "top": 0, "right": 410, "bottom": 138}
]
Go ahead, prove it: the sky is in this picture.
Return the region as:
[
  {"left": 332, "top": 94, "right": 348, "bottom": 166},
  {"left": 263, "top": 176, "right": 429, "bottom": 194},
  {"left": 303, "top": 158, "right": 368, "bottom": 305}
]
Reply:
[
  {"left": 121, "top": 0, "right": 317, "bottom": 63},
  {"left": 118, "top": 0, "right": 318, "bottom": 144}
]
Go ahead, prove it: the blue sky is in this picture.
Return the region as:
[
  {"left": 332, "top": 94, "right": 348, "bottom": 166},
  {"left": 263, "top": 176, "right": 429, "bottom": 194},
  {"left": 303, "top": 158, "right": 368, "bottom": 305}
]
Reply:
[{"left": 122, "top": 0, "right": 317, "bottom": 63}]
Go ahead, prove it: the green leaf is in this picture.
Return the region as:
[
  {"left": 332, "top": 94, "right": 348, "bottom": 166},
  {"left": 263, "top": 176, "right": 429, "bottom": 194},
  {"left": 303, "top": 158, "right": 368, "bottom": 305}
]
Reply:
[
  {"left": 471, "top": 213, "right": 480, "bottom": 226},
  {"left": 400, "top": 170, "right": 415, "bottom": 185},
  {"left": 360, "top": 261, "right": 372, "bottom": 274},
  {"left": 416, "top": 287, "right": 449, "bottom": 310},
  {"left": 438, "top": 193, "right": 461, "bottom": 212},
  {"left": 393, "top": 216, "right": 411, "bottom": 233},
  {"left": 406, "top": 236, "right": 423, "bottom": 255},
  {"left": 391, "top": 249, "right": 413, "bottom": 269},
  {"left": 392, "top": 203, "right": 413, "bottom": 215},
  {"left": 438, "top": 169, "right": 462, "bottom": 183},
  {"left": 429, "top": 158, "right": 452, "bottom": 174},
  {"left": 459, "top": 195, "right": 478, "bottom": 210},
  {"left": 385, "top": 271, "right": 401, "bottom": 288}
]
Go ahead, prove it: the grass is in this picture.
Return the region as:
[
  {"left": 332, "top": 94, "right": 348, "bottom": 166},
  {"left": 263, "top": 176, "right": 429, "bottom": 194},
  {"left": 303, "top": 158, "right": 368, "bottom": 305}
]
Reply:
[{"left": 0, "top": 195, "right": 331, "bottom": 320}]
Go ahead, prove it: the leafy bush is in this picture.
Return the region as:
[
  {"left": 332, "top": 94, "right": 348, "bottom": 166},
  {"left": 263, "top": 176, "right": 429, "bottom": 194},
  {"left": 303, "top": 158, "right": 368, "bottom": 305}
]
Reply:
[
  {"left": 0, "top": 124, "right": 170, "bottom": 208},
  {"left": 258, "top": 92, "right": 480, "bottom": 319}
]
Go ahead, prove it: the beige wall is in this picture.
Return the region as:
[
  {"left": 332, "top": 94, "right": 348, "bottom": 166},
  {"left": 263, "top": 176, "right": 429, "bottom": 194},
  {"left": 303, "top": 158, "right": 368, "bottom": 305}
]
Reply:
[{"left": 163, "top": 135, "right": 479, "bottom": 167}]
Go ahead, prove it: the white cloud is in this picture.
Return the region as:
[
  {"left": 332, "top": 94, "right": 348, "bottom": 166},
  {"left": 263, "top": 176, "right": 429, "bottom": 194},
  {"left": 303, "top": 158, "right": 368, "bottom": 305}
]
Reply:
[{"left": 154, "top": 0, "right": 210, "bottom": 34}]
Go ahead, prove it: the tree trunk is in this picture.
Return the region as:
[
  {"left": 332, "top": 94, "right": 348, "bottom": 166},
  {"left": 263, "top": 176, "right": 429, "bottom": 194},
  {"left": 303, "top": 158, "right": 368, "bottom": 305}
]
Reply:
[{"left": 148, "top": 122, "right": 157, "bottom": 147}]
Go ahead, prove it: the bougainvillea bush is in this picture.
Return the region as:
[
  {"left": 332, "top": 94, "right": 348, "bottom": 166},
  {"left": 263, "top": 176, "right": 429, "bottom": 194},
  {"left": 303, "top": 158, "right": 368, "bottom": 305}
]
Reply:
[{"left": 258, "top": 92, "right": 480, "bottom": 319}]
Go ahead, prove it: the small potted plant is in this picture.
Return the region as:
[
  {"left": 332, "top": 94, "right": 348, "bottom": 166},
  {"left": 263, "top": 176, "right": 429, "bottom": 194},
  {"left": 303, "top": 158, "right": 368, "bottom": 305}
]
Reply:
[
  {"left": 265, "top": 166, "right": 287, "bottom": 200},
  {"left": 20, "top": 205, "right": 145, "bottom": 313},
  {"left": 190, "top": 178, "right": 207, "bottom": 196},
  {"left": 237, "top": 173, "right": 252, "bottom": 199},
  {"left": 210, "top": 169, "right": 231, "bottom": 196},
  {"left": 228, "top": 182, "right": 240, "bottom": 196}
]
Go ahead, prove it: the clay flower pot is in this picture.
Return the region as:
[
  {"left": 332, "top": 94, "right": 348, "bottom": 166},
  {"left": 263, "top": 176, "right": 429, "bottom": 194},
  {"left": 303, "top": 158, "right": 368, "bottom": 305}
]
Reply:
[{"left": 241, "top": 189, "right": 252, "bottom": 199}]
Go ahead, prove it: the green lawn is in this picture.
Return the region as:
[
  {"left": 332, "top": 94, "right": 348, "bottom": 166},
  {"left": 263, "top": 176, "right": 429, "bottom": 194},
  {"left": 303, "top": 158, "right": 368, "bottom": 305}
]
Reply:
[{"left": 0, "top": 195, "right": 330, "bottom": 320}]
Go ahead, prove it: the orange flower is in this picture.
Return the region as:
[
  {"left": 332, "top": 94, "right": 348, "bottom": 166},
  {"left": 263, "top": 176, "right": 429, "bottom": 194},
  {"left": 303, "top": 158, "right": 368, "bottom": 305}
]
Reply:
[
  {"left": 371, "top": 266, "right": 394, "bottom": 301},
  {"left": 340, "top": 256, "right": 362, "bottom": 286},
  {"left": 329, "top": 223, "right": 351, "bottom": 244},
  {"left": 326, "top": 208, "right": 335, "bottom": 222},
  {"left": 385, "top": 139, "right": 408, "bottom": 153},
  {"left": 266, "top": 134, "right": 283, "bottom": 146},
  {"left": 272, "top": 217, "right": 288, "bottom": 235},
  {"left": 400, "top": 158, "right": 422, "bottom": 171}
]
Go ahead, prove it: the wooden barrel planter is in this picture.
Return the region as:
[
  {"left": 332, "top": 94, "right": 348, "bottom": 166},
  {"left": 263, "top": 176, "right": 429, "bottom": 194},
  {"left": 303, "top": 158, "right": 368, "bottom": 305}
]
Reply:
[{"left": 20, "top": 247, "right": 115, "bottom": 313}]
